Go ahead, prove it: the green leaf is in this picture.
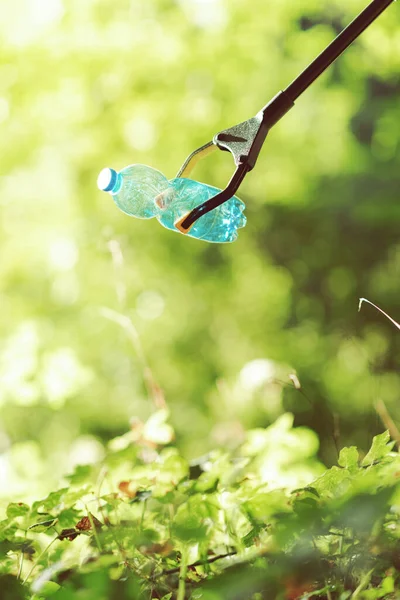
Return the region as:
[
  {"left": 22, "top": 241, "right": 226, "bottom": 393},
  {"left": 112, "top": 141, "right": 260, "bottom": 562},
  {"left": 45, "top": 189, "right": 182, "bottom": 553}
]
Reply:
[
  {"left": 131, "top": 490, "right": 152, "bottom": 503},
  {"left": 6, "top": 503, "right": 30, "bottom": 519},
  {"left": 172, "top": 519, "right": 208, "bottom": 543},
  {"left": 79, "top": 554, "right": 120, "bottom": 574},
  {"left": 143, "top": 409, "right": 174, "bottom": 445},
  {"left": 28, "top": 519, "right": 58, "bottom": 533},
  {"left": 382, "top": 575, "right": 395, "bottom": 594},
  {"left": 241, "top": 525, "right": 263, "bottom": 547},
  {"left": 338, "top": 446, "right": 359, "bottom": 471},
  {"left": 33, "top": 581, "right": 60, "bottom": 597},
  {"left": 0, "top": 520, "right": 18, "bottom": 542},
  {"left": 313, "top": 466, "right": 352, "bottom": 498},
  {"left": 63, "top": 486, "right": 91, "bottom": 505},
  {"left": 243, "top": 490, "right": 290, "bottom": 521},
  {"left": 65, "top": 464, "right": 94, "bottom": 485},
  {"left": 57, "top": 508, "right": 82, "bottom": 528},
  {"left": 172, "top": 494, "right": 217, "bottom": 542},
  {"left": 32, "top": 488, "right": 69, "bottom": 512},
  {"left": 332, "top": 488, "right": 394, "bottom": 534},
  {"left": 361, "top": 431, "right": 395, "bottom": 467},
  {"left": 0, "top": 539, "right": 35, "bottom": 556},
  {"left": 194, "top": 471, "right": 219, "bottom": 493}
]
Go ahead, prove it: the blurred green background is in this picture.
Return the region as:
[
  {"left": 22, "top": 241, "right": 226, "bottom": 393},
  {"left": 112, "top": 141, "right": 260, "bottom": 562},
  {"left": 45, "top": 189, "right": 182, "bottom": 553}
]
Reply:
[{"left": 0, "top": 0, "right": 399, "bottom": 501}]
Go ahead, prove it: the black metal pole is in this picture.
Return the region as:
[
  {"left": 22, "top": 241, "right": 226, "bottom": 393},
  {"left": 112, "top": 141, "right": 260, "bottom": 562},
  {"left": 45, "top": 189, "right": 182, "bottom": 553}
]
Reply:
[
  {"left": 284, "top": 0, "right": 395, "bottom": 103},
  {"left": 179, "top": 0, "right": 396, "bottom": 232}
]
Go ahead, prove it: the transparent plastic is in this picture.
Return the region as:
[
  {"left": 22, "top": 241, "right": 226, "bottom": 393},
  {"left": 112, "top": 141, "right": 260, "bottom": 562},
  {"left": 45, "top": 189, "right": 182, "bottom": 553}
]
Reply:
[
  {"left": 97, "top": 164, "right": 169, "bottom": 219},
  {"left": 97, "top": 164, "right": 246, "bottom": 243},
  {"left": 157, "top": 178, "right": 246, "bottom": 243}
]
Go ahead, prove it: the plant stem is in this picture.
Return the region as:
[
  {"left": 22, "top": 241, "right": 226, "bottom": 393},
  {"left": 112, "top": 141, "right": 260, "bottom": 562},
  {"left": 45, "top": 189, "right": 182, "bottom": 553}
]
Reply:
[
  {"left": 86, "top": 508, "right": 102, "bottom": 553},
  {"left": 351, "top": 568, "right": 374, "bottom": 599},
  {"left": 139, "top": 499, "right": 147, "bottom": 530},
  {"left": 22, "top": 536, "right": 58, "bottom": 584},
  {"left": 17, "top": 551, "right": 24, "bottom": 580},
  {"left": 375, "top": 399, "right": 400, "bottom": 450},
  {"left": 163, "top": 551, "right": 237, "bottom": 576},
  {"left": 177, "top": 547, "right": 188, "bottom": 600}
]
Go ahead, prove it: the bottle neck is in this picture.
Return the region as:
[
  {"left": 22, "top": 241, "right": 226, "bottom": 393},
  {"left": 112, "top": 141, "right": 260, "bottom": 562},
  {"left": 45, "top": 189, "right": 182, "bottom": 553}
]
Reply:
[{"left": 110, "top": 172, "right": 123, "bottom": 195}]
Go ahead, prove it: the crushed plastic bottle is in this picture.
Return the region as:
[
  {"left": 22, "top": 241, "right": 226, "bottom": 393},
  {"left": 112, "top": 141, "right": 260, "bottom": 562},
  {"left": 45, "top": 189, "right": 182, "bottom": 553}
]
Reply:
[{"left": 97, "top": 164, "right": 246, "bottom": 243}]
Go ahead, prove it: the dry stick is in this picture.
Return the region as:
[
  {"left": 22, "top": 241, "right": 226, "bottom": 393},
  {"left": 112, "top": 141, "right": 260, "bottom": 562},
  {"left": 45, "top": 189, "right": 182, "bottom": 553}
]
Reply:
[
  {"left": 358, "top": 298, "right": 400, "bottom": 331},
  {"left": 100, "top": 307, "right": 163, "bottom": 408},
  {"left": 105, "top": 239, "right": 164, "bottom": 409},
  {"left": 163, "top": 551, "right": 237, "bottom": 576},
  {"left": 375, "top": 399, "right": 400, "bottom": 450},
  {"left": 333, "top": 413, "right": 341, "bottom": 457},
  {"left": 359, "top": 298, "right": 400, "bottom": 448},
  {"left": 106, "top": 240, "right": 144, "bottom": 365},
  {"left": 276, "top": 377, "right": 340, "bottom": 459},
  {"left": 108, "top": 239, "right": 127, "bottom": 308}
]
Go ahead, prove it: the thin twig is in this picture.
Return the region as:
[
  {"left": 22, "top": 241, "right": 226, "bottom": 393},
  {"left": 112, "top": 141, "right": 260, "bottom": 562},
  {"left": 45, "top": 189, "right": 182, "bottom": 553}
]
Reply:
[
  {"left": 17, "top": 529, "right": 29, "bottom": 581},
  {"left": 333, "top": 413, "right": 341, "bottom": 458},
  {"left": 163, "top": 551, "right": 237, "bottom": 576},
  {"left": 95, "top": 467, "right": 109, "bottom": 526},
  {"left": 100, "top": 307, "right": 163, "bottom": 407},
  {"left": 277, "top": 376, "right": 340, "bottom": 459},
  {"left": 17, "top": 551, "right": 24, "bottom": 581},
  {"left": 92, "top": 470, "right": 132, "bottom": 566},
  {"left": 375, "top": 398, "right": 400, "bottom": 450},
  {"left": 107, "top": 239, "right": 127, "bottom": 308},
  {"left": 359, "top": 298, "right": 400, "bottom": 331},
  {"left": 85, "top": 507, "right": 102, "bottom": 553},
  {"left": 22, "top": 536, "right": 58, "bottom": 584},
  {"left": 351, "top": 568, "right": 374, "bottom": 598},
  {"left": 327, "top": 530, "right": 346, "bottom": 538},
  {"left": 104, "top": 239, "right": 165, "bottom": 409}
]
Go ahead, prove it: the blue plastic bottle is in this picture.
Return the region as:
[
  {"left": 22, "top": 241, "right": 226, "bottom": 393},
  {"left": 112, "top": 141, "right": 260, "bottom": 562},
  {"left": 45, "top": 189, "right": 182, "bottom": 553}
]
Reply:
[
  {"left": 97, "top": 164, "right": 246, "bottom": 243},
  {"left": 97, "top": 164, "right": 168, "bottom": 219}
]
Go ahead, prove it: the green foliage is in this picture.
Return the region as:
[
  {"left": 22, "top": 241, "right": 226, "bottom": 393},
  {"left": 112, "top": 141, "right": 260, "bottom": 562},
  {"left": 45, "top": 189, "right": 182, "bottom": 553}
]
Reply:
[
  {"left": 1, "top": 0, "right": 400, "bottom": 491},
  {"left": 361, "top": 431, "right": 395, "bottom": 467},
  {"left": 2, "top": 414, "right": 400, "bottom": 599},
  {"left": 338, "top": 447, "right": 359, "bottom": 472},
  {"left": 1, "top": 0, "right": 400, "bottom": 597}
]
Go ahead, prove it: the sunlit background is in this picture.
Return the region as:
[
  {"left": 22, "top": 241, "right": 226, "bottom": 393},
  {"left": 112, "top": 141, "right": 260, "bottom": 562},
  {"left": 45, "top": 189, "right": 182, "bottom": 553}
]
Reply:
[{"left": 0, "top": 0, "right": 399, "bottom": 501}]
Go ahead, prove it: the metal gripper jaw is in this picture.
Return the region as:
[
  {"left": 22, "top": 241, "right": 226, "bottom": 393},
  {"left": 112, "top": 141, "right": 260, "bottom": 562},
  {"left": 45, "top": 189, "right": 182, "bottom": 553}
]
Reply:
[{"left": 175, "top": 91, "right": 294, "bottom": 233}]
